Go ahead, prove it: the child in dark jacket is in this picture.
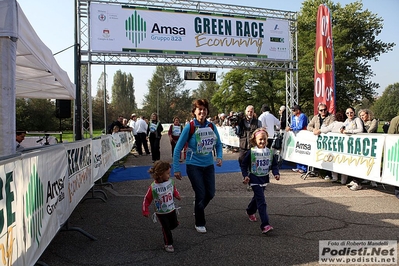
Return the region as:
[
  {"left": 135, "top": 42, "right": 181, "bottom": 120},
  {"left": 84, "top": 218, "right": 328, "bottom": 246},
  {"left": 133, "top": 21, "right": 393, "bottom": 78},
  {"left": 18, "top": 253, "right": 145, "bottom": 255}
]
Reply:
[{"left": 240, "top": 128, "right": 280, "bottom": 234}]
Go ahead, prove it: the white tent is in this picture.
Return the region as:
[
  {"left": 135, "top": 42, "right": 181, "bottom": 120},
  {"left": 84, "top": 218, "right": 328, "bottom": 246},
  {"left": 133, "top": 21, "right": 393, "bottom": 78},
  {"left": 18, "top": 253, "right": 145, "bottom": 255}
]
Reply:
[
  {"left": 0, "top": 0, "right": 75, "bottom": 157},
  {"left": 0, "top": 1, "right": 75, "bottom": 99}
]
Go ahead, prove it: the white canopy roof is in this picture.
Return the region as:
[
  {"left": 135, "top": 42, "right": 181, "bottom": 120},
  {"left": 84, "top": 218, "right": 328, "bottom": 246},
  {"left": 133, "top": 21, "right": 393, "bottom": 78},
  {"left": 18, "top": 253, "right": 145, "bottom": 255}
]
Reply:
[{"left": 1, "top": 1, "right": 75, "bottom": 99}]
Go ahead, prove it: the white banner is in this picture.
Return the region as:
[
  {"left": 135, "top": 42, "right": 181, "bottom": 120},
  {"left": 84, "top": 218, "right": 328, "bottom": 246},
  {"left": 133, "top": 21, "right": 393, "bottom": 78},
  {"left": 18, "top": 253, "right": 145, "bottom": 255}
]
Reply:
[
  {"left": 0, "top": 135, "right": 134, "bottom": 265},
  {"left": 282, "top": 131, "right": 385, "bottom": 182},
  {"left": 90, "top": 3, "right": 290, "bottom": 60},
  {"left": 381, "top": 135, "right": 399, "bottom": 186},
  {"left": 217, "top": 126, "right": 239, "bottom": 148},
  {"left": 64, "top": 140, "right": 93, "bottom": 218},
  {"left": 0, "top": 157, "right": 24, "bottom": 266},
  {"left": 21, "top": 145, "right": 68, "bottom": 266}
]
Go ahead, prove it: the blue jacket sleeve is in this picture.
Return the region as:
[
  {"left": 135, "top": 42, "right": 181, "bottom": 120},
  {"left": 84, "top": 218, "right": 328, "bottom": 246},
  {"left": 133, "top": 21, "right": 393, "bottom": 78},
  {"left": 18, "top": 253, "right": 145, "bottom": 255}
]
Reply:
[{"left": 212, "top": 125, "right": 223, "bottom": 160}]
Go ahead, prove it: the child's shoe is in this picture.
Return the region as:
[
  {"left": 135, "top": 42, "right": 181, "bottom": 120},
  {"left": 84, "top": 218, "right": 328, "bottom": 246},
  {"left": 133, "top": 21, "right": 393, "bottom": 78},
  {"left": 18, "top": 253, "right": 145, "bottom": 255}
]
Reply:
[
  {"left": 247, "top": 213, "right": 257, "bottom": 222},
  {"left": 262, "top": 225, "right": 274, "bottom": 234},
  {"left": 164, "top": 245, "right": 174, "bottom": 252}
]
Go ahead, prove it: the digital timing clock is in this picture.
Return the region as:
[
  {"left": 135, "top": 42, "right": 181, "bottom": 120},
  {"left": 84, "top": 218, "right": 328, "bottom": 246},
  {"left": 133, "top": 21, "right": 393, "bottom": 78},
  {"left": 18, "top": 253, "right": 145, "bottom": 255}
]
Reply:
[{"left": 184, "top": 70, "right": 217, "bottom": 81}]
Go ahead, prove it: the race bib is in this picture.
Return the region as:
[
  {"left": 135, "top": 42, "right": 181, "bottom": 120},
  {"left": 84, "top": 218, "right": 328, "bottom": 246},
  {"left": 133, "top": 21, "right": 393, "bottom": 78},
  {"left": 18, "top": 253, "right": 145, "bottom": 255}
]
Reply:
[
  {"left": 172, "top": 125, "right": 181, "bottom": 136},
  {"left": 195, "top": 126, "right": 216, "bottom": 154},
  {"left": 250, "top": 147, "right": 271, "bottom": 176}
]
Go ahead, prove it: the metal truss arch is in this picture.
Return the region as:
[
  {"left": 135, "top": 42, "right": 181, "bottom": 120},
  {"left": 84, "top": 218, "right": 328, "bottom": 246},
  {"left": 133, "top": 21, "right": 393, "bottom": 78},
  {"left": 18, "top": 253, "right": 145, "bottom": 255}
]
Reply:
[{"left": 76, "top": 0, "right": 299, "bottom": 137}]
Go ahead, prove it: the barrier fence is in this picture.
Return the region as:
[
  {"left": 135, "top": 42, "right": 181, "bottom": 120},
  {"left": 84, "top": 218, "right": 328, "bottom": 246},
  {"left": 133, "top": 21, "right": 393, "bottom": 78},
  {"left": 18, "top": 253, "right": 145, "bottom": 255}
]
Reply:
[
  {"left": 1, "top": 127, "right": 398, "bottom": 265},
  {"left": 0, "top": 132, "right": 133, "bottom": 266},
  {"left": 216, "top": 126, "right": 399, "bottom": 186}
]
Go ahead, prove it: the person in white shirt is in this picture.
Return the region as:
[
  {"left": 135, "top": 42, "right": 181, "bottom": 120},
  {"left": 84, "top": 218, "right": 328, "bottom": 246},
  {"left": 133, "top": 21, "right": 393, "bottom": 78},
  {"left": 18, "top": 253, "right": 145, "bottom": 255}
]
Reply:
[
  {"left": 258, "top": 104, "right": 280, "bottom": 148},
  {"left": 135, "top": 116, "right": 150, "bottom": 156}
]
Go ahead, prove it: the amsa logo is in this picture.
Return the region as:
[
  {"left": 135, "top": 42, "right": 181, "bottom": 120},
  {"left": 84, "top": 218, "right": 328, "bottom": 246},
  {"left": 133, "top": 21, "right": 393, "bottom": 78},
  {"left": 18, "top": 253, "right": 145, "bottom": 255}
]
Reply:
[{"left": 295, "top": 141, "right": 312, "bottom": 155}]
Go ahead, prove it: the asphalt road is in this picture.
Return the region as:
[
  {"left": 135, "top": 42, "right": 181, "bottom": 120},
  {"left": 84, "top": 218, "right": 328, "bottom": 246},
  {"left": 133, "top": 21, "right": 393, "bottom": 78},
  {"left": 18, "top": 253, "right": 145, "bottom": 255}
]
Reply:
[{"left": 37, "top": 134, "right": 399, "bottom": 266}]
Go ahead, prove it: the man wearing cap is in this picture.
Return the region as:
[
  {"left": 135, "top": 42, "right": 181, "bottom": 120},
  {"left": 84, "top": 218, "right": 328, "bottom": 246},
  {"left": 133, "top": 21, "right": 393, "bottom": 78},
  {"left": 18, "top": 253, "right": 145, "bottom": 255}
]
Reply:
[
  {"left": 285, "top": 104, "right": 308, "bottom": 173},
  {"left": 258, "top": 104, "right": 280, "bottom": 148}
]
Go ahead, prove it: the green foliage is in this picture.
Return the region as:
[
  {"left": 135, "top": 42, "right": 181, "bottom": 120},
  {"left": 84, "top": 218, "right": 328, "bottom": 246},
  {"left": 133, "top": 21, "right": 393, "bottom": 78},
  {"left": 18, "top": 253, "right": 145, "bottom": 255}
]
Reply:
[
  {"left": 212, "top": 68, "right": 286, "bottom": 115},
  {"left": 142, "top": 66, "right": 186, "bottom": 122},
  {"left": 16, "top": 99, "right": 69, "bottom": 131},
  {"left": 371, "top": 83, "right": 399, "bottom": 120},
  {"left": 111, "top": 70, "right": 137, "bottom": 117}
]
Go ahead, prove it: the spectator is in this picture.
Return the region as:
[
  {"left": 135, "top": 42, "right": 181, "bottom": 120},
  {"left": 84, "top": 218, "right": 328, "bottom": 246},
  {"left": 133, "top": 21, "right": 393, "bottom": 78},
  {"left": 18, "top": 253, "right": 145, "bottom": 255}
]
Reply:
[
  {"left": 388, "top": 115, "right": 399, "bottom": 134},
  {"left": 128, "top": 114, "right": 138, "bottom": 149},
  {"left": 219, "top": 113, "right": 226, "bottom": 127},
  {"left": 359, "top": 109, "right": 378, "bottom": 133},
  {"left": 107, "top": 115, "right": 124, "bottom": 134},
  {"left": 168, "top": 116, "right": 184, "bottom": 161},
  {"left": 16, "top": 131, "right": 26, "bottom": 152},
  {"left": 320, "top": 111, "right": 346, "bottom": 183},
  {"left": 127, "top": 113, "right": 137, "bottom": 129},
  {"left": 340, "top": 107, "right": 364, "bottom": 190},
  {"left": 172, "top": 99, "right": 223, "bottom": 234},
  {"left": 148, "top": 113, "right": 163, "bottom": 163},
  {"left": 258, "top": 104, "right": 281, "bottom": 148},
  {"left": 387, "top": 115, "right": 399, "bottom": 199},
  {"left": 235, "top": 105, "right": 262, "bottom": 167},
  {"left": 357, "top": 109, "right": 379, "bottom": 188},
  {"left": 307, "top": 103, "right": 336, "bottom": 135},
  {"left": 120, "top": 118, "right": 132, "bottom": 132},
  {"left": 286, "top": 104, "right": 308, "bottom": 173},
  {"left": 307, "top": 103, "right": 336, "bottom": 179},
  {"left": 382, "top": 121, "right": 390, "bottom": 133},
  {"left": 279, "top": 106, "right": 287, "bottom": 130},
  {"left": 135, "top": 116, "right": 150, "bottom": 156}
]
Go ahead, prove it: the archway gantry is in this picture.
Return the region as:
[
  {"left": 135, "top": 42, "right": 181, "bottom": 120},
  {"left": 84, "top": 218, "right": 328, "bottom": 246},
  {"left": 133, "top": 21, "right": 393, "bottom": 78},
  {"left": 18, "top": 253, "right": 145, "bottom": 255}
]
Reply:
[{"left": 76, "top": 0, "right": 298, "bottom": 137}]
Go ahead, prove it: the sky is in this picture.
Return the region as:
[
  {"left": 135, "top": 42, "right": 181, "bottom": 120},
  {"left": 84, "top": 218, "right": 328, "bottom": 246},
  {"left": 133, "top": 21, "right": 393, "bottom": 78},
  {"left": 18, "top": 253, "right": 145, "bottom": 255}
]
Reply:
[{"left": 17, "top": 0, "right": 399, "bottom": 108}]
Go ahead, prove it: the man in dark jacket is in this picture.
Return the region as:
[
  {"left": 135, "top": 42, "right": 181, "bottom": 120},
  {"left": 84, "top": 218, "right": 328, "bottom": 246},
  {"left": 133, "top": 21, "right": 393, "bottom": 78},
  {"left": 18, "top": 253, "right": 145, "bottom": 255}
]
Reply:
[{"left": 235, "top": 105, "right": 262, "bottom": 167}]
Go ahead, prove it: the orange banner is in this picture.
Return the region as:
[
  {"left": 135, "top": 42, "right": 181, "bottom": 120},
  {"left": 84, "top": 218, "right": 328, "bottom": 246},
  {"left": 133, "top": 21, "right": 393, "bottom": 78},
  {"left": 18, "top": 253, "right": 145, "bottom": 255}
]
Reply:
[{"left": 314, "top": 4, "right": 335, "bottom": 115}]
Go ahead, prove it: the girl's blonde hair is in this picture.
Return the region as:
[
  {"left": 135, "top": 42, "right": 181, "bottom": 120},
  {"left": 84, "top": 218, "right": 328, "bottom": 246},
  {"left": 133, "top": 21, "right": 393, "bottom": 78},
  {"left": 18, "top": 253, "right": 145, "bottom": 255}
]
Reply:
[
  {"left": 148, "top": 160, "right": 171, "bottom": 182},
  {"left": 250, "top": 127, "right": 269, "bottom": 147}
]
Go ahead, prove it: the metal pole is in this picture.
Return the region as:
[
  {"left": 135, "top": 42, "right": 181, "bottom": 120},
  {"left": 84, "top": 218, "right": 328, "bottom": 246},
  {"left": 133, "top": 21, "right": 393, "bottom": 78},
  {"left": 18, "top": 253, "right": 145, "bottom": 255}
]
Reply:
[
  {"left": 74, "top": 0, "right": 82, "bottom": 140},
  {"left": 157, "top": 87, "right": 160, "bottom": 118},
  {"left": 103, "top": 62, "right": 107, "bottom": 134}
]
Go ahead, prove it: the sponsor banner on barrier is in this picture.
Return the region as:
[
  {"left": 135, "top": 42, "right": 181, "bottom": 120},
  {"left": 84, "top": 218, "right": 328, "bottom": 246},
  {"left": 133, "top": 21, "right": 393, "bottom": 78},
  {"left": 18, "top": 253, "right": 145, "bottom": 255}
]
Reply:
[
  {"left": 111, "top": 132, "right": 134, "bottom": 162},
  {"left": 0, "top": 157, "right": 24, "bottom": 266},
  {"left": 282, "top": 131, "right": 385, "bottom": 182},
  {"left": 217, "top": 126, "right": 239, "bottom": 148},
  {"left": 381, "top": 135, "right": 399, "bottom": 186},
  {"left": 64, "top": 139, "right": 93, "bottom": 218},
  {"left": 21, "top": 145, "right": 68, "bottom": 266}
]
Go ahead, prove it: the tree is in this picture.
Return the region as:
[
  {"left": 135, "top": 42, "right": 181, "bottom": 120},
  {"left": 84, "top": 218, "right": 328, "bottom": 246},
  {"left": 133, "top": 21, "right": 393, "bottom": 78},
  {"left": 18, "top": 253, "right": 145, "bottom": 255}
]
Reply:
[
  {"left": 111, "top": 70, "right": 136, "bottom": 117},
  {"left": 16, "top": 99, "right": 59, "bottom": 131},
  {"left": 212, "top": 68, "right": 286, "bottom": 115},
  {"left": 372, "top": 83, "right": 399, "bottom": 121},
  {"left": 298, "top": 0, "right": 395, "bottom": 114},
  {"left": 142, "top": 66, "right": 185, "bottom": 122}
]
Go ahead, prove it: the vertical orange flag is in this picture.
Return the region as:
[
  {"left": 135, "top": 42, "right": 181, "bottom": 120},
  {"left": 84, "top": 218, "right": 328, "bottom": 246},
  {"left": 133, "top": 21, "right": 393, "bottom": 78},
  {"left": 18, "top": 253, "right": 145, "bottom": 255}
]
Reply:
[{"left": 314, "top": 4, "right": 335, "bottom": 115}]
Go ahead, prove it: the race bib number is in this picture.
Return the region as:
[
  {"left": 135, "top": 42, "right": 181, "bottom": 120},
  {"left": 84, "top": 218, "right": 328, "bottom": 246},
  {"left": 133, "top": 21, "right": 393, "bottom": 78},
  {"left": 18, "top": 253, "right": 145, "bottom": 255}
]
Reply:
[
  {"left": 195, "top": 127, "right": 216, "bottom": 154},
  {"left": 250, "top": 147, "right": 271, "bottom": 176}
]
